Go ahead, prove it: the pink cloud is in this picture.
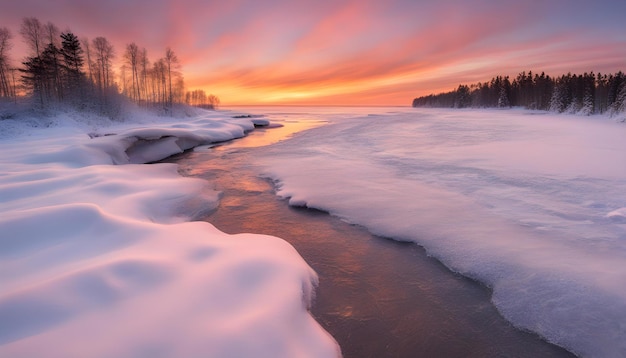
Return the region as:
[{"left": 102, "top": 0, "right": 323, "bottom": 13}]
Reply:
[{"left": 1, "top": 0, "right": 625, "bottom": 105}]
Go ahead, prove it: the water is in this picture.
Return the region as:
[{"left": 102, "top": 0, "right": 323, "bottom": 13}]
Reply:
[{"left": 164, "top": 107, "right": 579, "bottom": 357}]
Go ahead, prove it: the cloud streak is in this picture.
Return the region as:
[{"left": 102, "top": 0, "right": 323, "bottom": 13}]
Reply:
[{"left": 2, "top": 0, "right": 625, "bottom": 105}]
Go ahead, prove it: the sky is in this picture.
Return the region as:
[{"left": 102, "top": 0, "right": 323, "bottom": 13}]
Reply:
[{"left": 1, "top": 0, "right": 625, "bottom": 106}]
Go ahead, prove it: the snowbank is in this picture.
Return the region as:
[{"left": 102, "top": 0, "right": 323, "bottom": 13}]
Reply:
[{"left": 0, "top": 110, "right": 339, "bottom": 357}]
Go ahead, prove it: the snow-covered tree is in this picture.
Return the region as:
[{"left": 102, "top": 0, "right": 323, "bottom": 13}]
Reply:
[
  {"left": 497, "top": 85, "right": 510, "bottom": 108},
  {"left": 580, "top": 89, "right": 594, "bottom": 115},
  {"left": 610, "top": 82, "right": 626, "bottom": 115}
]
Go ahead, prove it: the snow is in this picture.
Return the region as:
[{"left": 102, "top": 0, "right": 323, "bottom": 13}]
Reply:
[
  {"left": 607, "top": 207, "right": 626, "bottom": 222},
  {"left": 255, "top": 107, "right": 626, "bottom": 358},
  {"left": 0, "top": 109, "right": 340, "bottom": 358}
]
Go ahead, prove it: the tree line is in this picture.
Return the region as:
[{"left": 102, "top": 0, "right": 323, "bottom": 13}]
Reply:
[
  {"left": 412, "top": 71, "right": 626, "bottom": 116},
  {"left": 0, "top": 17, "right": 220, "bottom": 117}
]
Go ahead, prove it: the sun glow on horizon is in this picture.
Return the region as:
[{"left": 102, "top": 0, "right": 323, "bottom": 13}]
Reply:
[{"left": 1, "top": 0, "right": 625, "bottom": 106}]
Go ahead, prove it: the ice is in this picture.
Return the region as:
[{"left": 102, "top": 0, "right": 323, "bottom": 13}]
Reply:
[
  {"left": 0, "top": 110, "right": 340, "bottom": 358},
  {"left": 256, "top": 107, "right": 626, "bottom": 357}
]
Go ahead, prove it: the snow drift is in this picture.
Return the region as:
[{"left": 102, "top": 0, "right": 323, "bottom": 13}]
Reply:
[{"left": 0, "top": 110, "right": 339, "bottom": 358}]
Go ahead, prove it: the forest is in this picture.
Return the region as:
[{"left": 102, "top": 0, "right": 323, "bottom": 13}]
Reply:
[
  {"left": 412, "top": 71, "right": 626, "bottom": 116},
  {"left": 0, "top": 17, "right": 220, "bottom": 118}
]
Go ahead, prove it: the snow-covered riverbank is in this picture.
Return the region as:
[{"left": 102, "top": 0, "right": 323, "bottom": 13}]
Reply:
[{"left": 0, "top": 109, "right": 340, "bottom": 358}]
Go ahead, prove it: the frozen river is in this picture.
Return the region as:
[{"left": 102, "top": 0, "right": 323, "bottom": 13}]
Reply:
[{"left": 164, "top": 106, "right": 626, "bottom": 357}]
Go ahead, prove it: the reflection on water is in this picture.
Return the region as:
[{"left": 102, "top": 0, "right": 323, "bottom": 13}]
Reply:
[
  {"left": 219, "top": 118, "right": 327, "bottom": 150},
  {"left": 163, "top": 114, "right": 576, "bottom": 358}
]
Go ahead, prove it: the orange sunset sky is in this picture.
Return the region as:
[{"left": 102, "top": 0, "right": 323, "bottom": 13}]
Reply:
[{"left": 1, "top": 0, "right": 625, "bottom": 106}]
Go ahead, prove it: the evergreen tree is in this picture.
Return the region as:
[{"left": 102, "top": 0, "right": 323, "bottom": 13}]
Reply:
[
  {"left": 60, "top": 32, "right": 84, "bottom": 77},
  {"left": 412, "top": 70, "right": 626, "bottom": 117},
  {"left": 454, "top": 84, "right": 471, "bottom": 108},
  {"left": 20, "top": 55, "right": 46, "bottom": 106},
  {"left": 579, "top": 72, "right": 595, "bottom": 115},
  {"left": 60, "top": 32, "right": 85, "bottom": 103},
  {"left": 610, "top": 81, "right": 626, "bottom": 115},
  {"left": 595, "top": 73, "right": 609, "bottom": 113},
  {"left": 498, "top": 86, "right": 510, "bottom": 108},
  {"left": 6, "top": 18, "right": 193, "bottom": 118},
  {"left": 607, "top": 72, "right": 625, "bottom": 109},
  {"left": 549, "top": 77, "right": 568, "bottom": 113},
  {"left": 536, "top": 72, "right": 553, "bottom": 110},
  {"left": 40, "top": 42, "right": 62, "bottom": 101}
]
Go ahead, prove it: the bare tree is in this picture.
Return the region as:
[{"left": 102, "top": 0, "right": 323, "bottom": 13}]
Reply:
[
  {"left": 43, "top": 21, "right": 60, "bottom": 47},
  {"left": 185, "top": 90, "right": 219, "bottom": 109},
  {"left": 139, "top": 47, "right": 149, "bottom": 105},
  {"left": 151, "top": 58, "right": 167, "bottom": 106},
  {"left": 173, "top": 76, "right": 185, "bottom": 104},
  {"left": 185, "top": 89, "right": 207, "bottom": 106},
  {"left": 163, "top": 47, "right": 179, "bottom": 108},
  {"left": 0, "top": 27, "right": 12, "bottom": 98},
  {"left": 207, "top": 94, "right": 220, "bottom": 109},
  {"left": 119, "top": 63, "right": 128, "bottom": 96},
  {"left": 42, "top": 22, "right": 62, "bottom": 101},
  {"left": 81, "top": 37, "right": 94, "bottom": 83},
  {"left": 20, "top": 17, "right": 44, "bottom": 57},
  {"left": 9, "top": 67, "right": 19, "bottom": 100},
  {"left": 124, "top": 42, "right": 140, "bottom": 102},
  {"left": 92, "top": 36, "right": 114, "bottom": 92}
]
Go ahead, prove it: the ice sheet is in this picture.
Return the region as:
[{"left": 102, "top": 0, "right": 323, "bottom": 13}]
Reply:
[{"left": 257, "top": 108, "right": 626, "bottom": 357}]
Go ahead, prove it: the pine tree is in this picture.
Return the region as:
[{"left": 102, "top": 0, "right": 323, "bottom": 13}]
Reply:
[
  {"left": 20, "top": 55, "right": 46, "bottom": 106},
  {"left": 549, "top": 81, "right": 567, "bottom": 113},
  {"left": 498, "top": 86, "right": 510, "bottom": 108},
  {"left": 61, "top": 32, "right": 84, "bottom": 76},
  {"left": 412, "top": 71, "right": 625, "bottom": 115},
  {"left": 60, "top": 32, "right": 85, "bottom": 103},
  {"left": 607, "top": 72, "right": 625, "bottom": 109},
  {"left": 611, "top": 81, "right": 626, "bottom": 115},
  {"left": 40, "top": 42, "right": 62, "bottom": 101},
  {"left": 454, "top": 84, "right": 471, "bottom": 108},
  {"left": 595, "top": 73, "right": 609, "bottom": 113},
  {"left": 581, "top": 90, "right": 594, "bottom": 115}
]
